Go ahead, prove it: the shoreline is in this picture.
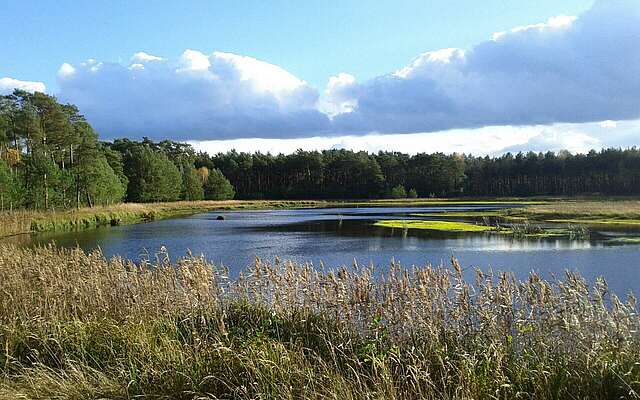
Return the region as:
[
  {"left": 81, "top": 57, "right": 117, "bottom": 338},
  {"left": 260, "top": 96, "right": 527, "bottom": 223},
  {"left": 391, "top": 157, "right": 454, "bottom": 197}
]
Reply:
[{"left": 4, "top": 197, "right": 640, "bottom": 239}]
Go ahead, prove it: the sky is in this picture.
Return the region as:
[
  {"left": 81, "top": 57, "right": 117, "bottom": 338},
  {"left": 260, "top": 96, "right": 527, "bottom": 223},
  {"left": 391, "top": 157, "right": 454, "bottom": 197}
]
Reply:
[{"left": 1, "top": 0, "right": 639, "bottom": 156}]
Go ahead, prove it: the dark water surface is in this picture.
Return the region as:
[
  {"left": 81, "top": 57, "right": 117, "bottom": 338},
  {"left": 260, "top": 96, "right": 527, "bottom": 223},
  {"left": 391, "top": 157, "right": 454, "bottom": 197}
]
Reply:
[{"left": 7, "top": 205, "right": 640, "bottom": 295}]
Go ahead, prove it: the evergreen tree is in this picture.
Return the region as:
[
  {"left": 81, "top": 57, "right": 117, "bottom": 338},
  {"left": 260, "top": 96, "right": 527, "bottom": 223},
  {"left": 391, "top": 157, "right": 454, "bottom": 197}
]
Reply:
[
  {"left": 204, "top": 168, "right": 235, "bottom": 200},
  {"left": 125, "top": 146, "right": 182, "bottom": 202}
]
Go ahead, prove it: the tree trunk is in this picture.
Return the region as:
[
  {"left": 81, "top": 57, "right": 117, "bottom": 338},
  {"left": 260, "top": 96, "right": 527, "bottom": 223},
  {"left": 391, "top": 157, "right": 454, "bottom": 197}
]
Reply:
[
  {"left": 44, "top": 172, "right": 48, "bottom": 210},
  {"left": 76, "top": 181, "right": 80, "bottom": 209}
]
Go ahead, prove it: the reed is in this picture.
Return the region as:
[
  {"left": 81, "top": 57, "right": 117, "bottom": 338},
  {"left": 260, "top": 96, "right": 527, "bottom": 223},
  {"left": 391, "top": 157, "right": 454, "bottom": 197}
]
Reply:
[{"left": 0, "top": 244, "right": 638, "bottom": 399}]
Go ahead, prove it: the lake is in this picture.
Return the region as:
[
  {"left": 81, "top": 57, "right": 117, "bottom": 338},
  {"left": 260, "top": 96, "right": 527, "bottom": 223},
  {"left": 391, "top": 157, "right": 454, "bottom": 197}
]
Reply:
[{"left": 7, "top": 204, "right": 640, "bottom": 296}]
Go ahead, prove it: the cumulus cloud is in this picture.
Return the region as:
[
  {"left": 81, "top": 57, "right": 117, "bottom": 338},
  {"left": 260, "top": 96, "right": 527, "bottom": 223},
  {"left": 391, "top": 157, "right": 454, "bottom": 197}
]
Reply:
[
  {"left": 57, "top": 50, "right": 330, "bottom": 140},
  {"left": 328, "top": 0, "right": 640, "bottom": 134},
  {"left": 52, "top": 0, "right": 639, "bottom": 141},
  {"left": 131, "top": 52, "right": 164, "bottom": 63},
  {"left": 0, "top": 77, "right": 46, "bottom": 94}
]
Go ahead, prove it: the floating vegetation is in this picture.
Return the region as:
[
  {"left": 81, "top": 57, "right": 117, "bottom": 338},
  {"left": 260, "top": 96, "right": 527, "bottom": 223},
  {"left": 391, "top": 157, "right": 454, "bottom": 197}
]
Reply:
[
  {"left": 411, "top": 211, "right": 505, "bottom": 218},
  {"left": 567, "top": 224, "right": 591, "bottom": 239},
  {"left": 376, "top": 218, "right": 595, "bottom": 240},
  {"left": 374, "top": 219, "right": 497, "bottom": 232},
  {"left": 510, "top": 221, "right": 546, "bottom": 237}
]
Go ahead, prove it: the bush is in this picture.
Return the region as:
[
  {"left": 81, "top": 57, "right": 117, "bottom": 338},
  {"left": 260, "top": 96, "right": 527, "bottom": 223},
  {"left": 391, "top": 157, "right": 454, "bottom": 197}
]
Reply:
[{"left": 389, "top": 185, "right": 407, "bottom": 199}]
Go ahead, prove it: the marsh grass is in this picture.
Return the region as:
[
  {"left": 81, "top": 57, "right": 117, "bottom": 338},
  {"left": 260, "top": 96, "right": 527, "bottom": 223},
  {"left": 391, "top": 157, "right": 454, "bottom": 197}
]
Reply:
[
  {"left": 0, "top": 200, "right": 327, "bottom": 238},
  {"left": 515, "top": 200, "right": 640, "bottom": 221},
  {"left": 1, "top": 244, "right": 639, "bottom": 399}
]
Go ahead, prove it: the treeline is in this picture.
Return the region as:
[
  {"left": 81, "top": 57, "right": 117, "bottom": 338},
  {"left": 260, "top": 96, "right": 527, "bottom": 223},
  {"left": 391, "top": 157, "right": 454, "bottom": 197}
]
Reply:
[
  {"left": 3, "top": 90, "right": 640, "bottom": 209},
  {"left": 195, "top": 148, "right": 640, "bottom": 199},
  {"left": 0, "top": 90, "right": 233, "bottom": 210}
]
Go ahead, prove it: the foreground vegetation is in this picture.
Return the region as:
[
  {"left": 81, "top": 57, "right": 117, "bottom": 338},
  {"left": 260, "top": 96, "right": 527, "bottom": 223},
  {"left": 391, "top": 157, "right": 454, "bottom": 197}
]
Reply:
[{"left": 0, "top": 244, "right": 638, "bottom": 399}]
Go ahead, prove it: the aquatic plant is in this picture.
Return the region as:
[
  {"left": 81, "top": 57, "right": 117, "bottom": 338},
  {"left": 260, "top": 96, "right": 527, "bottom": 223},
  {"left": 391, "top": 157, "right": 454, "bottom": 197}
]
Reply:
[
  {"left": 0, "top": 244, "right": 638, "bottom": 399},
  {"left": 374, "top": 219, "right": 496, "bottom": 232}
]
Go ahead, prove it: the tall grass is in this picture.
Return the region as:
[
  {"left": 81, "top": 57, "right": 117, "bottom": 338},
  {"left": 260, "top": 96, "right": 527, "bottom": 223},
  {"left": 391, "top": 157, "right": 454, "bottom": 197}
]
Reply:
[{"left": 1, "top": 244, "right": 638, "bottom": 399}]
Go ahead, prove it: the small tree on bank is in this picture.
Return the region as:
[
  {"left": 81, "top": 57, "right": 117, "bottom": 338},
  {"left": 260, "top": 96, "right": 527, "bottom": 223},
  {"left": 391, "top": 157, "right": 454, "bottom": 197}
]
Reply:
[{"left": 390, "top": 184, "right": 407, "bottom": 199}]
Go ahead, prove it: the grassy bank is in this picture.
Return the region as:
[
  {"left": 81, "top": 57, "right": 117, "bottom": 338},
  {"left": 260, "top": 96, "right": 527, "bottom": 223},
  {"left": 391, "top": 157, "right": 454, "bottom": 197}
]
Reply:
[
  {"left": 513, "top": 200, "right": 640, "bottom": 223},
  {"left": 0, "top": 198, "right": 541, "bottom": 238},
  {"left": 5, "top": 197, "right": 640, "bottom": 240},
  {"left": 0, "top": 200, "right": 327, "bottom": 238},
  {"left": 1, "top": 244, "right": 638, "bottom": 399}
]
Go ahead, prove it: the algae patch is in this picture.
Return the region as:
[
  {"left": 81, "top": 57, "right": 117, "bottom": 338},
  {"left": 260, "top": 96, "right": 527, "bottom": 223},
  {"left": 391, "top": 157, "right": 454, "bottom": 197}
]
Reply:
[
  {"left": 411, "top": 211, "right": 504, "bottom": 218},
  {"left": 374, "top": 220, "right": 496, "bottom": 232}
]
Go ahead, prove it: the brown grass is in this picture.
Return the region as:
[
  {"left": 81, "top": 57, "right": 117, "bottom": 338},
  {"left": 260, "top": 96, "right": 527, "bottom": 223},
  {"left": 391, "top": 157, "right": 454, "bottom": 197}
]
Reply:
[
  {"left": 515, "top": 200, "right": 640, "bottom": 220},
  {"left": 1, "top": 244, "right": 638, "bottom": 399}
]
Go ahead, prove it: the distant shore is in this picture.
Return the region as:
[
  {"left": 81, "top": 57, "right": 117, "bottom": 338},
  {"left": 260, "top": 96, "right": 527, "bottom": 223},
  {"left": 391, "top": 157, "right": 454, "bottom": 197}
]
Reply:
[{"left": 3, "top": 197, "right": 640, "bottom": 239}]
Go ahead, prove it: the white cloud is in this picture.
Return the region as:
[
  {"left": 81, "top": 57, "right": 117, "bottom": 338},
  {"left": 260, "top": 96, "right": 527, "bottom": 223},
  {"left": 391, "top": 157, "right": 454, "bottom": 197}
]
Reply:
[
  {"left": 191, "top": 119, "right": 638, "bottom": 157},
  {"left": 0, "top": 77, "right": 46, "bottom": 94},
  {"left": 492, "top": 15, "right": 577, "bottom": 41},
  {"left": 331, "top": 0, "right": 640, "bottom": 135},
  {"left": 212, "top": 51, "right": 305, "bottom": 95},
  {"left": 50, "top": 0, "right": 639, "bottom": 146},
  {"left": 320, "top": 73, "right": 357, "bottom": 117},
  {"left": 600, "top": 120, "right": 617, "bottom": 129},
  {"left": 131, "top": 52, "right": 164, "bottom": 63},
  {"left": 57, "top": 50, "right": 329, "bottom": 140},
  {"left": 177, "top": 49, "right": 211, "bottom": 72},
  {"left": 57, "top": 63, "right": 76, "bottom": 78}
]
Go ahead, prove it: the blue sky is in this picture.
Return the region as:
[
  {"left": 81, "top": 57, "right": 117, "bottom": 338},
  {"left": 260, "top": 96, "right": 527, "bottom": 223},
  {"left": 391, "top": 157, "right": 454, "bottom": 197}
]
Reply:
[
  {"left": 2, "top": 0, "right": 593, "bottom": 91},
  {"left": 1, "top": 0, "right": 639, "bottom": 155}
]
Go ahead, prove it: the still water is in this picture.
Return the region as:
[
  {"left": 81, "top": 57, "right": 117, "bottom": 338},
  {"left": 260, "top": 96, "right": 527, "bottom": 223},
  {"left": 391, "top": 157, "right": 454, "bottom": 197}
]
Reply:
[{"left": 9, "top": 205, "right": 640, "bottom": 295}]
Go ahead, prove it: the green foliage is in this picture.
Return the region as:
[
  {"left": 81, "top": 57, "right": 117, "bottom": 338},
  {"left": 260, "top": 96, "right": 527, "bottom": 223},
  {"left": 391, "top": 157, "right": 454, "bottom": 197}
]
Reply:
[
  {"left": 0, "top": 159, "right": 22, "bottom": 209},
  {"left": 125, "top": 146, "right": 183, "bottom": 203},
  {"left": 204, "top": 168, "right": 235, "bottom": 200},
  {"left": 22, "top": 149, "right": 61, "bottom": 209},
  {"left": 407, "top": 188, "right": 418, "bottom": 198},
  {"left": 181, "top": 163, "right": 204, "bottom": 201},
  {"left": 389, "top": 184, "right": 406, "bottom": 199},
  {"left": 81, "top": 157, "right": 126, "bottom": 206}
]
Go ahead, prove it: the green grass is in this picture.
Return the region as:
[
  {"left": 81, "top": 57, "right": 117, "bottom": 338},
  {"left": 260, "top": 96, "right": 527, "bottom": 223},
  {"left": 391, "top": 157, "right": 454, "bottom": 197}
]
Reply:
[{"left": 0, "top": 244, "right": 638, "bottom": 399}]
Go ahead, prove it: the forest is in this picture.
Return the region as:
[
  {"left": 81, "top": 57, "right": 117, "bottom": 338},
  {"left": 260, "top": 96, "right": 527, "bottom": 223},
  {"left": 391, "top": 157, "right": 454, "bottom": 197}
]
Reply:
[
  {"left": 3, "top": 89, "right": 640, "bottom": 210},
  {"left": 195, "top": 146, "right": 640, "bottom": 199}
]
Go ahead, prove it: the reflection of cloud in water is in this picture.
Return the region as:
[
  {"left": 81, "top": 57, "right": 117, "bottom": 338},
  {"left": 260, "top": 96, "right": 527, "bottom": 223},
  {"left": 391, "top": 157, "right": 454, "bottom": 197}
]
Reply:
[{"left": 455, "top": 236, "right": 596, "bottom": 252}]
